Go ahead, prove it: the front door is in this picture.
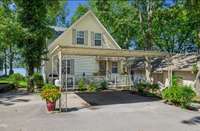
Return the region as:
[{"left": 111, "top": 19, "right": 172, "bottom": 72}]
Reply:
[
  {"left": 62, "top": 59, "right": 75, "bottom": 89},
  {"left": 99, "top": 61, "right": 106, "bottom": 75}
]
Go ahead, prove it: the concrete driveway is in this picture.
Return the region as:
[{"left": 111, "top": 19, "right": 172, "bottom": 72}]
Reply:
[{"left": 0, "top": 90, "right": 200, "bottom": 131}]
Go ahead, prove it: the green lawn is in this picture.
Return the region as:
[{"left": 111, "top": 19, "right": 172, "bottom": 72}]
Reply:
[{"left": 0, "top": 77, "right": 27, "bottom": 88}]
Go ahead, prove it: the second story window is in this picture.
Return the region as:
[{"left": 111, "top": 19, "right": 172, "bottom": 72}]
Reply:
[
  {"left": 77, "top": 31, "right": 84, "bottom": 45},
  {"left": 95, "top": 33, "right": 101, "bottom": 46}
]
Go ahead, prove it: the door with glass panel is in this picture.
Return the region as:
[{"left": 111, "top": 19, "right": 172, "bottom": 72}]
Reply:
[{"left": 62, "top": 59, "right": 75, "bottom": 89}]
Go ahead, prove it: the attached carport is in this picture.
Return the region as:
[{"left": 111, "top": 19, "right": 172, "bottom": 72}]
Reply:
[{"left": 48, "top": 45, "right": 170, "bottom": 111}]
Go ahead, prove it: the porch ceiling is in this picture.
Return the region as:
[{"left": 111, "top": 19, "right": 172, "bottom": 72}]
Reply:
[{"left": 51, "top": 45, "right": 168, "bottom": 58}]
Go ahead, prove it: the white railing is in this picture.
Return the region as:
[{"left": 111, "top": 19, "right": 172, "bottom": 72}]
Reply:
[{"left": 63, "top": 74, "right": 133, "bottom": 89}]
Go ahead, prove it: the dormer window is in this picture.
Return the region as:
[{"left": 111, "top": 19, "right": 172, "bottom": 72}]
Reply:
[
  {"left": 95, "top": 33, "right": 101, "bottom": 46},
  {"left": 77, "top": 31, "right": 84, "bottom": 44}
]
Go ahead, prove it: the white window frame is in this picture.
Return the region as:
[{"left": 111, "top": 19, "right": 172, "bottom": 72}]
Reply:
[
  {"left": 76, "top": 31, "right": 84, "bottom": 45},
  {"left": 112, "top": 62, "right": 118, "bottom": 73},
  {"left": 94, "top": 33, "right": 102, "bottom": 46}
]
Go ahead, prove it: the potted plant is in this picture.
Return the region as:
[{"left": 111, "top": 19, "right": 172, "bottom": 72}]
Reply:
[{"left": 40, "top": 84, "right": 61, "bottom": 112}]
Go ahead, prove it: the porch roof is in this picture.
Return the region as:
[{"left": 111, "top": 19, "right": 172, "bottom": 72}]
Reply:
[{"left": 51, "top": 45, "right": 169, "bottom": 58}]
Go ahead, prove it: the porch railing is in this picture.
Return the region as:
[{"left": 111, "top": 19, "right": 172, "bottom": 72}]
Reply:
[{"left": 63, "top": 74, "right": 133, "bottom": 89}]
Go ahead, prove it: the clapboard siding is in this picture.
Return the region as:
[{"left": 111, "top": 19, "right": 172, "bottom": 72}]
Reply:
[
  {"left": 63, "top": 55, "right": 98, "bottom": 75},
  {"left": 50, "top": 11, "right": 120, "bottom": 50}
]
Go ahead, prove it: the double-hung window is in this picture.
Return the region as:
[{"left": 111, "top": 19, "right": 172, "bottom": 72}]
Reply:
[
  {"left": 76, "top": 31, "right": 84, "bottom": 45},
  {"left": 94, "top": 33, "right": 101, "bottom": 46}
]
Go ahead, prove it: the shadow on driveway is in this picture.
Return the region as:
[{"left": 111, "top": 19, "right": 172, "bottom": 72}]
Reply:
[
  {"left": 0, "top": 90, "right": 31, "bottom": 106},
  {"left": 75, "top": 90, "right": 160, "bottom": 106},
  {"left": 182, "top": 116, "right": 200, "bottom": 125}
]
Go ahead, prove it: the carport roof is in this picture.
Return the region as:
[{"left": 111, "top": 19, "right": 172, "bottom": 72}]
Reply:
[{"left": 50, "top": 45, "right": 169, "bottom": 58}]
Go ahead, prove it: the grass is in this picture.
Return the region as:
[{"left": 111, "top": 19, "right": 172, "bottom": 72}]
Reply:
[{"left": 0, "top": 76, "right": 27, "bottom": 88}]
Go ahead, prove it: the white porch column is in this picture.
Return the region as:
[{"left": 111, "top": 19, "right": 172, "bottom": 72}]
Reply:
[
  {"left": 65, "top": 57, "right": 68, "bottom": 112},
  {"left": 58, "top": 51, "right": 62, "bottom": 112},
  {"left": 106, "top": 58, "right": 109, "bottom": 80},
  {"left": 51, "top": 56, "right": 54, "bottom": 83},
  {"left": 58, "top": 51, "right": 62, "bottom": 84}
]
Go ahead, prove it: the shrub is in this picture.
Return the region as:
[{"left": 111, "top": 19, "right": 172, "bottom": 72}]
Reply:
[
  {"left": 32, "top": 72, "right": 44, "bottom": 88},
  {"left": 78, "top": 79, "right": 87, "bottom": 91},
  {"left": 162, "top": 85, "right": 196, "bottom": 108},
  {"left": 149, "top": 83, "right": 159, "bottom": 91},
  {"left": 135, "top": 82, "right": 150, "bottom": 94},
  {"left": 87, "top": 82, "right": 97, "bottom": 92},
  {"left": 99, "top": 80, "right": 108, "bottom": 90},
  {"left": 9, "top": 73, "right": 25, "bottom": 87}
]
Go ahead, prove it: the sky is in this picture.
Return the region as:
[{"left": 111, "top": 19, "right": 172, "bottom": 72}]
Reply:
[{"left": 66, "top": 0, "right": 88, "bottom": 23}]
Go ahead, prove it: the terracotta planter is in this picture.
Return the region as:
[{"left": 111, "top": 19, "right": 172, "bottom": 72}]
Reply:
[{"left": 46, "top": 101, "right": 56, "bottom": 112}]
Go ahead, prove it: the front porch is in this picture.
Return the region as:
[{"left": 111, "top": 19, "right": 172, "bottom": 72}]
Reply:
[{"left": 49, "top": 55, "right": 132, "bottom": 90}]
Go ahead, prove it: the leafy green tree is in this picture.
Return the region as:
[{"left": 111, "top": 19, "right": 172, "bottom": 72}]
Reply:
[
  {"left": 0, "top": 0, "right": 21, "bottom": 75},
  {"left": 71, "top": 4, "right": 89, "bottom": 24},
  {"left": 14, "top": 0, "right": 67, "bottom": 92},
  {"left": 184, "top": 0, "right": 200, "bottom": 94},
  {"left": 90, "top": 0, "right": 137, "bottom": 49},
  {"left": 152, "top": 6, "right": 191, "bottom": 53}
]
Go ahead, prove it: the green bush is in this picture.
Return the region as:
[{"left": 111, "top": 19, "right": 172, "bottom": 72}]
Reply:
[
  {"left": 149, "top": 83, "right": 159, "bottom": 91},
  {"left": 32, "top": 72, "right": 44, "bottom": 88},
  {"left": 99, "top": 80, "right": 108, "bottom": 90},
  {"left": 40, "top": 84, "right": 61, "bottom": 102},
  {"left": 135, "top": 82, "right": 150, "bottom": 94},
  {"left": 78, "top": 79, "right": 87, "bottom": 91},
  {"left": 162, "top": 85, "right": 196, "bottom": 108},
  {"left": 9, "top": 73, "right": 25, "bottom": 87},
  {"left": 87, "top": 82, "right": 97, "bottom": 92}
]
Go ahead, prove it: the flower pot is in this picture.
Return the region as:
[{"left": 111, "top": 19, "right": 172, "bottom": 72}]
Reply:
[{"left": 46, "top": 101, "right": 56, "bottom": 112}]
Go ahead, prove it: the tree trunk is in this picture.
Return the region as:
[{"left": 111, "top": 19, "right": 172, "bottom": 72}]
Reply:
[
  {"left": 9, "top": 44, "right": 14, "bottom": 75},
  {"left": 3, "top": 49, "right": 7, "bottom": 76},
  {"left": 144, "top": 56, "right": 152, "bottom": 83},
  {"left": 27, "top": 64, "right": 34, "bottom": 92}
]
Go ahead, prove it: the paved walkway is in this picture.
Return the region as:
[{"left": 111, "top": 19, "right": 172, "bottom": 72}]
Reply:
[{"left": 0, "top": 90, "right": 200, "bottom": 131}]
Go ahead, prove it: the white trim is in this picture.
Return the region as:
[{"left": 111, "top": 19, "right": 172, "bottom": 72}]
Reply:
[{"left": 48, "top": 10, "right": 121, "bottom": 51}]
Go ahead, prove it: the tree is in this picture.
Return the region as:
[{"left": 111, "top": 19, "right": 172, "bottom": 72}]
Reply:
[
  {"left": 152, "top": 5, "right": 191, "bottom": 53},
  {"left": 71, "top": 4, "right": 89, "bottom": 24},
  {"left": 89, "top": 0, "right": 137, "bottom": 49},
  {"left": 130, "top": 0, "right": 164, "bottom": 83},
  {"left": 184, "top": 0, "right": 200, "bottom": 94},
  {"left": 0, "top": 0, "right": 21, "bottom": 75},
  {"left": 14, "top": 0, "right": 67, "bottom": 92}
]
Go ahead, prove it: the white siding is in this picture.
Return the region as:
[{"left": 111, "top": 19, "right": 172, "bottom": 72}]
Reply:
[{"left": 63, "top": 55, "right": 98, "bottom": 75}]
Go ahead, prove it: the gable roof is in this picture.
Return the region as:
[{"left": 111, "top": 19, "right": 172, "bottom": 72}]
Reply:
[{"left": 48, "top": 10, "right": 121, "bottom": 51}]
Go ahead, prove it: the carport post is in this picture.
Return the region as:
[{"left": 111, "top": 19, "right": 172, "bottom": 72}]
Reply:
[
  {"left": 51, "top": 55, "right": 54, "bottom": 83},
  {"left": 65, "top": 57, "right": 68, "bottom": 112},
  {"left": 106, "top": 58, "right": 109, "bottom": 80},
  {"left": 58, "top": 51, "right": 62, "bottom": 112}
]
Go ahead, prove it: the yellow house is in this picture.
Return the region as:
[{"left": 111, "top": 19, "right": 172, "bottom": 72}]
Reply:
[
  {"left": 45, "top": 10, "right": 127, "bottom": 89},
  {"left": 44, "top": 10, "right": 166, "bottom": 89}
]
